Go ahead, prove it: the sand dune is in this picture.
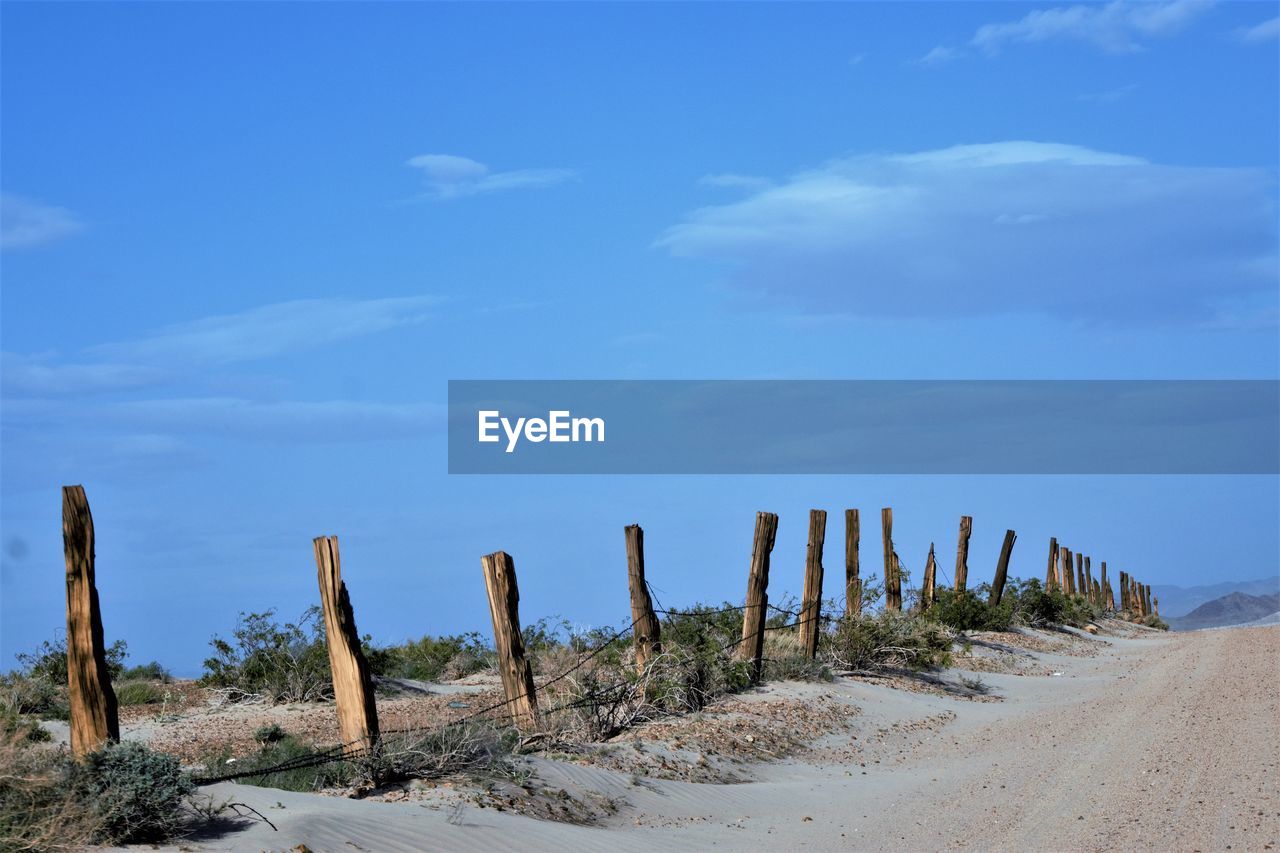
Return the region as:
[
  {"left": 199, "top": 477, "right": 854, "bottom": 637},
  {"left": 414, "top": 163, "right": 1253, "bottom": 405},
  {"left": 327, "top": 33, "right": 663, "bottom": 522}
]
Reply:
[{"left": 154, "top": 622, "right": 1278, "bottom": 852}]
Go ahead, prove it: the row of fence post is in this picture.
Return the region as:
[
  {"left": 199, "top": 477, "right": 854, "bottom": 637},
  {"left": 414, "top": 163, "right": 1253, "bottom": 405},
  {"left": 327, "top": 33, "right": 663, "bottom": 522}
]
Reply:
[{"left": 56, "top": 485, "right": 1157, "bottom": 757}]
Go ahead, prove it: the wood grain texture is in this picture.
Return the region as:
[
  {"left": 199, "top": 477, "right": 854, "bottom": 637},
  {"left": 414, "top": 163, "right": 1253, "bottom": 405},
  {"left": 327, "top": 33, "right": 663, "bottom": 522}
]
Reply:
[
  {"left": 62, "top": 485, "right": 119, "bottom": 757},
  {"left": 625, "top": 525, "right": 661, "bottom": 673},
  {"left": 1045, "top": 537, "right": 1059, "bottom": 591},
  {"left": 314, "top": 536, "right": 380, "bottom": 754},
  {"left": 481, "top": 551, "right": 540, "bottom": 728},
  {"left": 737, "top": 511, "right": 778, "bottom": 681},
  {"left": 799, "top": 510, "right": 826, "bottom": 659},
  {"left": 921, "top": 543, "right": 937, "bottom": 611},
  {"left": 882, "top": 508, "right": 900, "bottom": 611},
  {"left": 845, "top": 509, "right": 861, "bottom": 618}
]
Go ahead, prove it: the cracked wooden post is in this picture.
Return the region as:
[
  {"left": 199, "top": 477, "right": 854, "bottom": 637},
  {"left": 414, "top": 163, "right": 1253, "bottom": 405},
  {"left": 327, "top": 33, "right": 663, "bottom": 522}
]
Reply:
[
  {"left": 799, "top": 510, "right": 827, "bottom": 659},
  {"left": 1061, "top": 547, "right": 1074, "bottom": 596},
  {"left": 1075, "top": 552, "right": 1086, "bottom": 599},
  {"left": 1144, "top": 584, "right": 1153, "bottom": 617},
  {"left": 954, "top": 516, "right": 972, "bottom": 593},
  {"left": 481, "top": 551, "right": 540, "bottom": 729},
  {"left": 1100, "top": 561, "right": 1109, "bottom": 610},
  {"left": 625, "top": 525, "right": 661, "bottom": 674},
  {"left": 845, "top": 509, "right": 861, "bottom": 618},
  {"left": 1045, "top": 537, "right": 1058, "bottom": 590},
  {"left": 738, "top": 511, "right": 778, "bottom": 682},
  {"left": 989, "top": 529, "right": 1017, "bottom": 606},
  {"left": 1119, "top": 571, "right": 1129, "bottom": 610},
  {"left": 1153, "top": 595, "right": 1159, "bottom": 616},
  {"left": 882, "top": 508, "right": 900, "bottom": 611},
  {"left": 62, "top": 485, "right": 119, "bottom": 757},
  {"left": 314, "top": 536, "right": 380, "bottom": 755},
  {"left": 921, "top": 543, "right": 937, "bottom": 611},
  {"left": 1084, "top": 556, "right": 1094, "bottom": 605}
]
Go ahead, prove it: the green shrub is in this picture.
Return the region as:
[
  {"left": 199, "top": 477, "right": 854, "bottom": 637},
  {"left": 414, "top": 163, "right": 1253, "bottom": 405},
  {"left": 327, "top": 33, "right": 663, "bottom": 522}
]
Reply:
[
  {"left": 79, "top": 741, "right": 193, "bottom": 844},
  {"left": 200, "top": 607, "right": 332, "bottom": 703},
  {"left": 1140, "top": 614, "right": 1169, "bottom": 631},
  {"left": 927, "top": 587, "right": 1013, "bottom": 632},
  {"left": 121, "top": 661, "right": 171, "bottom": 682},
  {"left": 368, "top": 632, "right": 493, "bottom": 682},
  {"left": 115, "top": 680, "right": 166, "bottom": 706},
  {"left": 253, "top": 723, "right": 288, "bottom": 745},
  {"left": 15, "top": 637, "right": 129, "bottom": 686},
  {"left": 203, "top": 733, "right": 356, "bottom": 792},
  {"left": 0, "top": 670, "right": 65, "bottom": 720},
  {"left": 822, "top": 612, "right": 953, "bottom": 673}
]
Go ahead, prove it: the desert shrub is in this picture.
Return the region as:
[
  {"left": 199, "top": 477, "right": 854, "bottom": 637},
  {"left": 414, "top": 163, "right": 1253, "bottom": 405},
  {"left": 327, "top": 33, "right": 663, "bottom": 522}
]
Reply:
[
  {"left": 762, "top": 631, "right": 833, "bottom": 682},
  {"left": 823, "top": 612, "right": 953, "bottom": 673},
  {"left": 203, "top": 733, "right": 356, "bottom": 792},
  {"left": 78, "top": 741, "right": 193, "bottom": 844},
  {"left": 0, "top": 735, "right": 100, "bottom": 851},
  {"left": 15, "top": 637, "right": 129, "bottom": 686},
  {"left": 115, "top": 680, "right": 166, "bottom": 706},
  {"left": 0, "top": 671, "right": 65, "bottom": 720},
  {"left": 121, "top": 661, "right": 171, "bottom": 682},
  {"left": 928, "top": 587, "right": 1013, "bottom": 632},
  {"left": 253, "top": 723, "right": 288, "bottom": 745},
  {"left": 369, "top": 632, "right": 493, "bottom": 682},
  {"left": 200, "top": 607, "right": 332, "bottom": 703},
  {"left": 375, "top": 721, "right": 514, "bottom": 782},
  {"left": 1140, "top": 614, "right": 1169, "bottom": 631}
]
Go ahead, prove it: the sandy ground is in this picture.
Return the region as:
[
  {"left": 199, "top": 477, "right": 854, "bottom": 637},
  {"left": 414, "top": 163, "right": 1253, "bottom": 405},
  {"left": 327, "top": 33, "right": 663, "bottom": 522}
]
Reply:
[{"left": 146, "top": 622, "right": 1277, "bottom": 852}]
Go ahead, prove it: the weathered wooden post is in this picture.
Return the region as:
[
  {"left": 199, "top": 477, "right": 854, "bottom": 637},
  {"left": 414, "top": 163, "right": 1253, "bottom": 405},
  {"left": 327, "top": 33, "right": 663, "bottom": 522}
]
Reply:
[
  {"left": 1153, "top": 596, "right": 1159, "bottom": 616},
  {"left": 1075, "top": 552, "right": 1086, "bottom": 599},
  {"left": 1119, "top": 571, "right": 1129, "bottom": 610},
  {"left": 921, "top": 543, "right": 937, "bottom": 611},
  {"left": 954, "top": 516, "right": 972, "bottom": 593},
  {"left": 799, "top": 510, "right": 826, "bottom": 659},
  {"left": 989, "top": 529, "right": 1017, "bottom": 606},
  {"left": 1084, "top": 557, "right": 1094, "bottom": 605},
  {"left": 1045, "top": 537, "right": 1059, "bottom": 590},
  {"left": 1143, "top": 584, "right": 1153, "bottom": 617},
  {"left": 481, "top": 551, "right": 540, "bottom": 728},
  {"left": 313, "top": 536, "right": 380, "bottom": 754},
  {"left": 1061, "top": 547, "right": 1074, "bottom": 596},
  {"left": 737, "top": 512, "right": 779, "bottom": 681},
  {"left": 882, "top": 508, "right": 900, "bottom": 611},
  {"left": 1100, "top": 561, "right": 1109, "bottom": 610},
  {"left": 62, "top": 485, "right": 119, "bottom": 757},
  {"left": 845, "top": 509, "right": 861, "bottom": 618},
  {"left": 625, "top": 525, "right": 662, "bottom": 673}
]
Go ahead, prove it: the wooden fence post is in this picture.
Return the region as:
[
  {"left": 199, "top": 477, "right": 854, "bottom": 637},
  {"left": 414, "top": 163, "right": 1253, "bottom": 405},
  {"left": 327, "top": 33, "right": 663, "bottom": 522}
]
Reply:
[
  {"left": 1075, "top": 552, "right": 1085, "bottom": 599},
  {"left": 737, "top": 512, "right": 779, "bottom": 681},
  {"left": 845, "top": 509, "right": 861, "bottom": 618},
  {"left": 1143, "top": 584, "right": 1153, "bottom": 617},
  {"left": 62, "top": 485, "right": 118, "bottom": 757},
  {"left": 1119, "top": 571, "right": 1128, "bottom": 610},
  {"left": 1153, "top": 595, "right": 1159, "bottom": 616},
  {"left": 625, "top": 525, "right": 662, "bottom": 673},
  {"left": 921, "top": 544, "right": 937, "bottom": 611},
  {"left": 882, "top": 508, "right": 900, "bottom": 611},
  {"left": 1100, "top": 561, "right": 1109, "bottom": 610},
  {"left": 481, "top": 551, "right": 540, "bottom": 728},
  {"left": 1061, "top": 547, "right": 1074, "bottom": 596},
  {"left": 1045, "top": 537, "right": 1058, "bottom": 590},
  {"left": 1084, "top": 557, "right": 1094, "bottom": 605},
  {"left": 313, "top": 536, "right": 380, "bottom": 754},
  {"left": 799, "top": 510, "right": 826, "bottom": 659},
  {"left": 954, "top": 516, "right": 972, "bottom": 593},
  {"left": 989, "top": 529, "right": 1017, "bottom": 606}
]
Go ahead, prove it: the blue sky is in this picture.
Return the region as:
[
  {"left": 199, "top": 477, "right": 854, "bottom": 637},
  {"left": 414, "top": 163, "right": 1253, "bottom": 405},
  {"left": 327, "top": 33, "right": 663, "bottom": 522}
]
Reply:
[{"left": 2, "top": 1, "right": 1277, "bottom": 674}]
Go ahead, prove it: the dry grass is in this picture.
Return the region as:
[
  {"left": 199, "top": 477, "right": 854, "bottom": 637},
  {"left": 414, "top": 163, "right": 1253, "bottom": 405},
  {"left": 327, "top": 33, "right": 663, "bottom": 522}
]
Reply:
[{"left": 0, "top": 735, "right": 101, "bottom": 851}]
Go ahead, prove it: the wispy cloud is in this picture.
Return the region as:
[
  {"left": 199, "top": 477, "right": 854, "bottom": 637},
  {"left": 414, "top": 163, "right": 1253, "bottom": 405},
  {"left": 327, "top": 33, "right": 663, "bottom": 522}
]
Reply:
[
  {"left": 972, "top": 0, "right": 1215, "bottom": 54},
  {"left": 1235, "top": 16, "right": 1279, "bottom": 43},
  {"left": 406, "top": 154, "right": 576, "bottom": 199},
  {"left": 698, "top": 174, "right": 774, "bottom": 191},
  {"left": 0, "top": 192, "right": 83, "bottom": 250},
  {"left": 92, "top": 296, "right": 440, "bottom": 367},
  {"left": 657, "top": 141, "right": 1277, "bottom": 324},
  {"left": 1, "top": 353, "right": 168, "bottom": 396},
  {"left": 1076, "top": 83, "right": 1140, "bottom": 103},
  {"left": 916, "top": 45, "right": 966, "bottom": 66}
]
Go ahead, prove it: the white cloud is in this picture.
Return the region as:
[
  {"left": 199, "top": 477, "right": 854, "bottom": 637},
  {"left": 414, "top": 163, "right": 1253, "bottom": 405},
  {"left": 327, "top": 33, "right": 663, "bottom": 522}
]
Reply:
[
  {"left": 972, "top": 0, "right": 1215, "bottom": 54},
  {"left": 0, "top": 193, "right": 83, "bottom": 250},
  {"left": 699, "top": 174, "right": 775, "bottom": 191},
  {"left": 1235, "top": 16, "right": 1279, "bottom": 43},
  {"left": 657, "top": 141, "right": 1277, "bottom": 323},
  {"left": 916, "top": 45, "right": 965, "bottom": 66},
  {"left": 406, "top": 154, "right": 575, "bottom": 199},
  {"left": 1, "top": 353, "right": 167, "bottom": 396},
  {"left": 92, "top": 296, "right": 441, "bottom": 367}
]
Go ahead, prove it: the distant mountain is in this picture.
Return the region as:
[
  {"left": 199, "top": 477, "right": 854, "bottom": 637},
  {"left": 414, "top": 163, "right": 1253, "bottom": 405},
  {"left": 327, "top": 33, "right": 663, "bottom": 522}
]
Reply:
[
  {"left": 1167, "top": 592, "right": 1280, "bottom": 632},
  {"left": 1152, "top": 576, "right": 1280, "bottom": 618}
]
